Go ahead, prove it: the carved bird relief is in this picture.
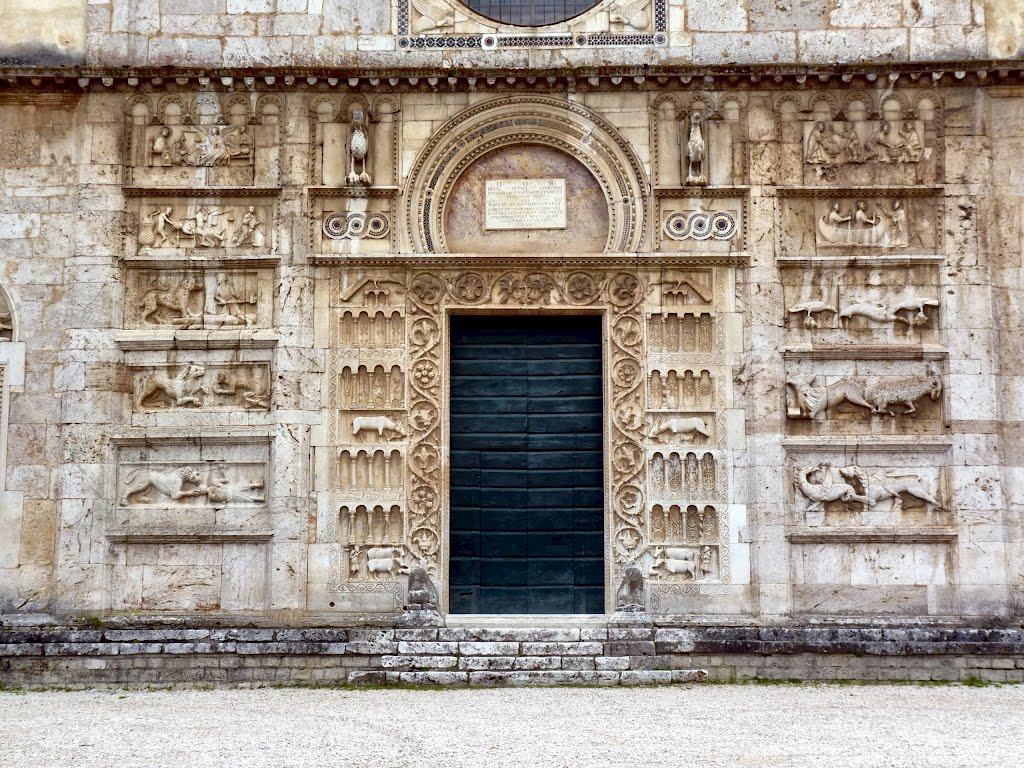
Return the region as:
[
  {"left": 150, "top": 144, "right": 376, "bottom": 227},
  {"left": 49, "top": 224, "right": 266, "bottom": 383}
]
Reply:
[
  {"left": 411, "top": 0, "right": 456, "bottom": 34},
  {"left": 609, "top": 0, "right": 651, "bottom": 30},
  {"left": 685, "top": 112, "right": 707, "bottom": 185}
]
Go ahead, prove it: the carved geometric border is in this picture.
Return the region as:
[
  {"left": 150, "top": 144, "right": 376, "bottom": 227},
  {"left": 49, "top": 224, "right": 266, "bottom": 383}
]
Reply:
[{"left": 397, "top": 0, "right": 667, "bottom": 49}]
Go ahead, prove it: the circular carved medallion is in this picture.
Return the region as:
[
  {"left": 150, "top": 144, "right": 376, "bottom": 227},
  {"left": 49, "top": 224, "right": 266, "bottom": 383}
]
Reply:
[{"left": 461, "top": 1, "right": 601, "bottom": 26}]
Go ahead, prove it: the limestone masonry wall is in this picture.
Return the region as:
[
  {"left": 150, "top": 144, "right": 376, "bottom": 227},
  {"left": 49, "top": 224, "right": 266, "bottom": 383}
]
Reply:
[
  {"left": 0, "top": 1, "right": 1022, "bottom": 68},
  {"left": 0, "top": 1, "right": 1022, "bottom": 637}
]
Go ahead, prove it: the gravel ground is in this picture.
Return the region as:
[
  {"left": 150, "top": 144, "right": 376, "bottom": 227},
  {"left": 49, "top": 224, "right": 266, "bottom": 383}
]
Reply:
[{"left": 0, "top": 685, "right": 1020, "bottom": 768}]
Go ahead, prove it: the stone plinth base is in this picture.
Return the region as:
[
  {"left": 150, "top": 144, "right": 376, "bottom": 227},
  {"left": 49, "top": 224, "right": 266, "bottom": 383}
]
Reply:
[{"left": 1, "top": 625, "right": 1022, "bottom": 688}]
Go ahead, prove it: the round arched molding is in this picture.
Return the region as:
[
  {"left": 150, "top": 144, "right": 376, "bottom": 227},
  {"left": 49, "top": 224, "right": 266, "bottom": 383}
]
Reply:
[{"left": 402, "top": 96, "right": 649, "bottom": 254}]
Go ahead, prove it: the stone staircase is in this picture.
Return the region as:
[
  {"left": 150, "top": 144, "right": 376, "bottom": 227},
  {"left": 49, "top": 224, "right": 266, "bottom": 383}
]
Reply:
[{"left": 368, "top": 625, "right": 708, "bottom": 686}]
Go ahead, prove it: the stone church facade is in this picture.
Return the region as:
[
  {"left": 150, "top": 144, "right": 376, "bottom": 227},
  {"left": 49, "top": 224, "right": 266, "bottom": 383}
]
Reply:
[{"left": 0, "top": 0, "right": 1022, "bottom": 646}]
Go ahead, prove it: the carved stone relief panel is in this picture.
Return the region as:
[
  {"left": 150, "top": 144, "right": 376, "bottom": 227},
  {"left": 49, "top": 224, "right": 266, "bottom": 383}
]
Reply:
[
  {"left": 126, "top": 193, "right": 275, "bottom": 258},
  {"left": 785, "top": 358, "right": 946, "bottom": 435},
  {"left": 793, "top": 462, "right": 948, "bottom": 529},
  {"left": 779, "top": 191, "right": 942, "bottom": 256},
  {"left": 654, "top": 191, "right": 746, "bottom": 253},
  {"left": 111, "top": 440, "right": 271, "bottom": 536},
  {"left": 123, "top": 269, "right": 274, "bottom": 330},
  {"left": 125, "top": 93, "right": 282, "bottom": 187},
  {"left": 310, "top": 95, "right": 400, "bottom": 189},
  {"left": 785, "top": 443, "right": 955, "bottom": 617},
  {"left": 312, "top": 191, "right": 395, "bottom": 256},
  {"left": 129, "top": 361, "right": 271, "bottom": 414},
  {"left": 650, "top": 93, "right": 748, "bottom": 188},
  {"left": 783, "top": 264, "right": 942, "bottom": 346},
  {"left": 774, "top": 89, "right": 942, "bottom": 186}
]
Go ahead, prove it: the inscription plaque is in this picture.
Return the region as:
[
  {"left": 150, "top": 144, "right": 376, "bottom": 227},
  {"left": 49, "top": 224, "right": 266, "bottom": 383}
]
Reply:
[{"left": 485, "top": 178, "right": 567, "bottom": 231}]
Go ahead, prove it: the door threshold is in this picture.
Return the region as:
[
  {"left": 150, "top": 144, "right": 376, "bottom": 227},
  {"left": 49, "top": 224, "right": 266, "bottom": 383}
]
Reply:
[{"left": 444, "top": 614, "right": 610, "bottom": 628}]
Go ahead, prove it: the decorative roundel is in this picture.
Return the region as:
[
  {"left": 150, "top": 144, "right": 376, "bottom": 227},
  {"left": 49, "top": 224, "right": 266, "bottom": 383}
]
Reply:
[
  {"left": 322, "top": 212, "right": 348, "bottom": 239},
  {"left": 664, "top": 210, "right": 737, "bottom": 242},
  {"left": 462, "top": 1, "right": 602, "bottom": 27},
  {"left": 322, "top": 213, "right": 391, "bottom": 240}
]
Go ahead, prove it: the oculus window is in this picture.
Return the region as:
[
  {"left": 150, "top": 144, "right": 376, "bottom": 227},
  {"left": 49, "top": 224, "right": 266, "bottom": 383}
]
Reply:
[{"left": 462, "top": 0, "right": 602, "bottom": 26}]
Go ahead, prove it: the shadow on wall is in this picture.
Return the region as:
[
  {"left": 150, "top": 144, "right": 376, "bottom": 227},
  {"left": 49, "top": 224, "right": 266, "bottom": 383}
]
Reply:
[
  {"left": 0, "top": 0, "right": 85, "bottom": 65},
  {"left": 986, "top": 0, "right": 1024, "bottom": 58}
]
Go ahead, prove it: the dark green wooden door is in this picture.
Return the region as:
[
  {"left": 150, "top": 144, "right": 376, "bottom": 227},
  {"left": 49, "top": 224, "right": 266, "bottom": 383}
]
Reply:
[{"left": 449, "top": 315, "right": 604, "bottom": 614}]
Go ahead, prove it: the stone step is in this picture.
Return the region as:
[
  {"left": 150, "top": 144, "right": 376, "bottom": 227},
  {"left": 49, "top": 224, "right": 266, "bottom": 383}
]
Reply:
[{"left": 372, "top": 670, "right": 707, "bottom": 687}]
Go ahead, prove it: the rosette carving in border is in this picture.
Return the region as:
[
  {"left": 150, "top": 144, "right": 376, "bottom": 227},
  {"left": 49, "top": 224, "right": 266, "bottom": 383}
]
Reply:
[
  {"left": 406, "top": 273, "right": 444, "bottom": 572},
  {"left": 607, "top": 272, "right": 648, "bottom": 567}
]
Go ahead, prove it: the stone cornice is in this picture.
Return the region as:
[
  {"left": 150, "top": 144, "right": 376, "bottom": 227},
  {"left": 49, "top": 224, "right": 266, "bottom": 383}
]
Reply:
[{"left": 0, "top": 61, "right": 1023, "bottom": 92}]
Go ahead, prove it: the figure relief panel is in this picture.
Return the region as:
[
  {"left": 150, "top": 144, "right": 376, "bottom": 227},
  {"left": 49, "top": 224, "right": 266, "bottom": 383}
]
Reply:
[
  {"left": 785, "top": 443, "right": 955, "bottom": 617},
  {"left": 125, "top": 92, "right": 282, "bottom": 187},
  {"left": 793, "top": 461, "right": 948, "bottom": 529},
  {"left": 779, "top": 191, "right": 942, "bottom": 257},
  {"left": 783, "top": 265, "right": 942, "bottom": 346},
  {"left": 126, "top": 194, "right": 275, "bottom": 258},
  {"left": 337, "top": 447, "right": 405, "bottom": 498},
  {"left": 111, "top": 441, "right": 271, "bottom": 534},
  {"left": 774, "top": 89, "right": 942, "bottom": 186},
  {"left": 334, "top": 307, "right": 406, "bottom": 350},
  {"left": 338, "top": 504, "right": 408, "bottom": 583},
  {"left": 123, "top": 269, "right": 273, "bottom": 330},
  {"left": 785, "top": 358, "right": 946, "bottom": 435}
]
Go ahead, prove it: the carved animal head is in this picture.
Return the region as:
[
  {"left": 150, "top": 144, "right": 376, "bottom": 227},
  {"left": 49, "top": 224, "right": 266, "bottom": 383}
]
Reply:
[
  {"left": 177, "top": 466, "right": 203, "bottom": 485},
  {"left": 182, "top": 364, "right": 205, "bottom": 380},
  {"left": 928, "top": 376, "right": 942, "bottom": 400}
]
